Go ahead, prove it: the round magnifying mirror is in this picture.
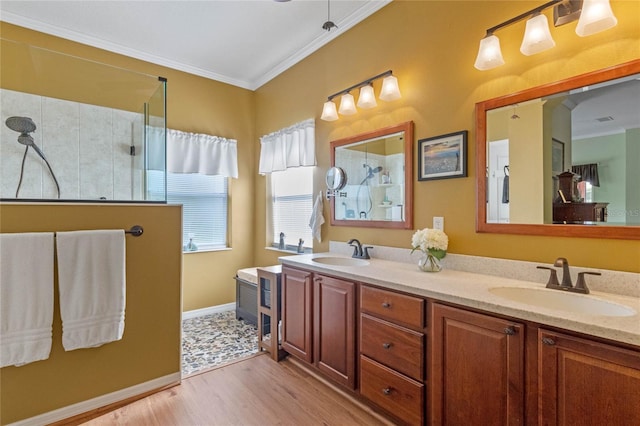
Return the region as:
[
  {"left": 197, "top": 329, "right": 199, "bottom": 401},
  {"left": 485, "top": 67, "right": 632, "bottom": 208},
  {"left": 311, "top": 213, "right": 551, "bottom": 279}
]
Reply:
[{"left": 326, "top": 167, "right": 346, "bottom": 191}]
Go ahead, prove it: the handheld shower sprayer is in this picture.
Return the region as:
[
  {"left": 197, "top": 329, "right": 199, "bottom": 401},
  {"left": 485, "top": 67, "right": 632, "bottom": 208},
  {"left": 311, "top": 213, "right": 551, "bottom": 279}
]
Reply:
[{"left": 5, "top": 116, "right": 60, "bottom": 199}]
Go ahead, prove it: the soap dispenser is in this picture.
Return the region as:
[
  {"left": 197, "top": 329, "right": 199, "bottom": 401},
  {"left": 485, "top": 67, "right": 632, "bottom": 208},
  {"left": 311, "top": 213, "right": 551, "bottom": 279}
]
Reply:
[{"left": 186, "top": 233, "right": 198, "bottom": 251}]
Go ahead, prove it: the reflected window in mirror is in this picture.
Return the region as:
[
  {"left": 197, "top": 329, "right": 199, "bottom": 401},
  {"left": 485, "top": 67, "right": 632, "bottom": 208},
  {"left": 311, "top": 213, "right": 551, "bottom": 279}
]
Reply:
[
  {"left": 476, "top": 60, "right": 640, "bottom": 239},
  {"left": 330, "top": 122, "right": 413, "bottom": 229}
]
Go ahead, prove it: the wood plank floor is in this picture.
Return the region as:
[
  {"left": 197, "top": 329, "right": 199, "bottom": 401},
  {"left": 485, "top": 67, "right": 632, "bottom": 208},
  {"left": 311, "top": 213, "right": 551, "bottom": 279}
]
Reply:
[{"left": 81, "top": 354, "right": 393, "bottom": 426}]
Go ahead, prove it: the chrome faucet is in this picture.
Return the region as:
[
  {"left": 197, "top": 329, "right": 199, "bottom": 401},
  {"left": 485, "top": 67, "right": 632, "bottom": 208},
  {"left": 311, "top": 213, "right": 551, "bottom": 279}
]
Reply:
[
  {"left": 347, "top": 239, "right": 373, "bottom": 259},
  {"left": 537, "top": 257, "right": 601, "bottom": 294}
]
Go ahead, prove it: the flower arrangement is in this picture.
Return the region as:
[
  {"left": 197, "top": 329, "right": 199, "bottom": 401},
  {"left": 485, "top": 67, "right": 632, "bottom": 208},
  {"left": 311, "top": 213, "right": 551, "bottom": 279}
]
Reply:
[{"left": 411, "top": 228, "right": 448, "bottom": 260}]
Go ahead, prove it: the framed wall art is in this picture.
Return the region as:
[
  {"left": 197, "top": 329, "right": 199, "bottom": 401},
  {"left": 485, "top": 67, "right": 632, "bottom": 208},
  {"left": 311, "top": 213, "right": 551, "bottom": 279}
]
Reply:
[
  {"left": 418, "top": 130, "right": 467, "bottom": 181},
  {"left": 552, "top": 138, "right": 565, "bottom": 174}
]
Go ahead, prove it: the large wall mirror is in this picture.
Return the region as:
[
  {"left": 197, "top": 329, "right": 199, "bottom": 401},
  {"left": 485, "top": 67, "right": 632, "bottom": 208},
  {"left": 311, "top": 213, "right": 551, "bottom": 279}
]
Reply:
[
  {"left": 476, "top": 60, "right": 640, "bottom": 240},
  {"left": 330, "top": 121, "right": 413, "bottom": 229}
]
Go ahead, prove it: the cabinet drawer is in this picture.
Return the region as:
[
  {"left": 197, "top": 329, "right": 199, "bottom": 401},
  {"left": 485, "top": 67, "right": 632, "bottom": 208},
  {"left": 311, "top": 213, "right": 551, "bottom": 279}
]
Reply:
[
  {"left": 360, "top": 314, "right": 424, "bottom": 381},
  {"left": 361, "top": 285, "right": 425, "bottom": 328},
  {"left": 360, "top": 355, "right": 424, "bottom": 426}
]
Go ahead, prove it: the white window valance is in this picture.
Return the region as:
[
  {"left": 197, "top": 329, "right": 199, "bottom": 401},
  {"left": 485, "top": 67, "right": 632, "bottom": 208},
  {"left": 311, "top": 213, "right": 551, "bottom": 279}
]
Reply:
[
  {"left": 167, "top": 129, "right": 238, "bottom": 178},
  {"left": 258, "top": 118, "right": 316, "bottom": 174}
]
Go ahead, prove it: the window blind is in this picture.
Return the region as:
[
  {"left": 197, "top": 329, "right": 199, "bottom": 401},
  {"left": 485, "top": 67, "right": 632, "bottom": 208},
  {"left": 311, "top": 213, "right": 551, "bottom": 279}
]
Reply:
[
  {"left": 168, "top": 172, "right": 228, "bottom": 250},
  {"left": 270, "top": 167, "right": 313, "bottom": 248}
]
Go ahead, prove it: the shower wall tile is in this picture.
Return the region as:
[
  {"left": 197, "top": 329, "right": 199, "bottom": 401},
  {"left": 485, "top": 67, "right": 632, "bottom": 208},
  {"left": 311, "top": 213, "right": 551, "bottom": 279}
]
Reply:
[
  {"left": 42, "top": 97, "right": 80, "bottom": 199},
  {"left": 79, "top": 104, "right": 113, "bottom": 200},
  {"left": 1, "top": 89, "right": 43, "bottom": 199},
  {"left": 2, "top": 89, "right": 155, "bottom": 201}
]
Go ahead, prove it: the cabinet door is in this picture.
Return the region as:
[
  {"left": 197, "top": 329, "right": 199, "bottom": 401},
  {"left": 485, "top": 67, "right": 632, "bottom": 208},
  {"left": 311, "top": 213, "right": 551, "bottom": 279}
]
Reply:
[
  {"left": 281, "top": 266, "right": 313, "bottom": 363},
  {"left": 314, "top": 274, "right": 356, "bottom": 389},
  {"left": 538, "top": 329, "right": 640, "bottom": 425},
  {"left": 430, "top": 303, "right": 524, "bottom": 425}
]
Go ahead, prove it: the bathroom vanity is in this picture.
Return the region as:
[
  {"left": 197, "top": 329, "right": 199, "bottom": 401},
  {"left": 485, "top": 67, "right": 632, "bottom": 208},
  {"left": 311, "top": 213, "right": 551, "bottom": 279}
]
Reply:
[{"left": 278, "top": 252, "right": 640, "bottom": 425}]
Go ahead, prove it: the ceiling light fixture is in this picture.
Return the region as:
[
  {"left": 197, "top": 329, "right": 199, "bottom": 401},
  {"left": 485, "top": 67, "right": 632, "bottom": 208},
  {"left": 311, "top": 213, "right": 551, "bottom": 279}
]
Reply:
[
  {"left": 320, "top": 70, "right": 402, "bottom": 121},
  {"left": 322, "top": 0, "right": 338, "bottom": 32},
  {"left": 474, "top": 0, "right": 618, "bottom": 71}
]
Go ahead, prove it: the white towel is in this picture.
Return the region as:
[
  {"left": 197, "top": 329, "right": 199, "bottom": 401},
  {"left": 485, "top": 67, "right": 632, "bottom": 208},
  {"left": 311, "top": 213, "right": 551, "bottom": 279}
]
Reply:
[
  {"left": 56, "top": 230, "right": 126, "bottom": 351},
  {"left": 0, "top": 232, "right": 54, "bottom": 367},
  {"left": 309, "top": 190, "right": 325, "bottom": 243}
]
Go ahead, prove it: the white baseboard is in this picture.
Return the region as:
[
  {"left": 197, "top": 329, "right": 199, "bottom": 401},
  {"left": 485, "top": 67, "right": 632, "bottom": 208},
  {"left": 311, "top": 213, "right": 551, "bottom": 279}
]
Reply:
[
  {"left": 182, "top": 302, "right": 235, "bottom": 320},
  {"left": 8, "top": 372, "right": 181, "bottom": 426}
]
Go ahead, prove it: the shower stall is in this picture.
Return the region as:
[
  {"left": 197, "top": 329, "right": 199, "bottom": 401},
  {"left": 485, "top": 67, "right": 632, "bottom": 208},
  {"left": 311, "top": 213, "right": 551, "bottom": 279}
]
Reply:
[{"left": 0, "top": 38, "right": 167, "bottom": 202}]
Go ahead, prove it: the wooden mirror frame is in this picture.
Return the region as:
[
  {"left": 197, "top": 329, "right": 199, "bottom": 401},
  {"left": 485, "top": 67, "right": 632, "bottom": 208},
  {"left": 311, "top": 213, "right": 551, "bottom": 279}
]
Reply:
[
  {"left": 330, "top": 121, "right": 414, "bottom": 229},
  {"left": 476, "top": 60, "right": 640, "bottom": 240}
]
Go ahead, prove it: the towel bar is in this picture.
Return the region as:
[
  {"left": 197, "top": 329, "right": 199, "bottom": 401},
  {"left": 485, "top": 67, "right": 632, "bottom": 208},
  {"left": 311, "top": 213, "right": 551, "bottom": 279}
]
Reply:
[{"left": 125, "top": 225, "right": 143, "bottom": 236}]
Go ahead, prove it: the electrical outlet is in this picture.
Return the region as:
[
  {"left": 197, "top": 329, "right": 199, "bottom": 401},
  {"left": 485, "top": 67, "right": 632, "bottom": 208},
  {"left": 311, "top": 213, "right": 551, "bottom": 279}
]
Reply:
[{"left": 433, "top": 216, "right": 444, "bottom": 231}]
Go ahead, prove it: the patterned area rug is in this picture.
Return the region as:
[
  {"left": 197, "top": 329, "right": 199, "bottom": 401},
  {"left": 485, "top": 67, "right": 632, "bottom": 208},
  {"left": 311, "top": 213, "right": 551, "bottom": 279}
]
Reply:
[{"left": 182, "top": 310, "right": 258, "bottom": 376}]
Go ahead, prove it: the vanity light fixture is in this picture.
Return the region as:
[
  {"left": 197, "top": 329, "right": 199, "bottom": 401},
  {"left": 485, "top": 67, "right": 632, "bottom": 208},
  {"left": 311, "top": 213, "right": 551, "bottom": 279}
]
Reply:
[
  {"left": 474, "top": 0, "right": 618, "bottom": 70},
  {"left": 320, "top": 70, "right": 401, "bottom": 121},
  {"left": 338, "top": 93, "right": 357, "bottom": 115},
  {"left": 357, "top": 84, "right": 377, "bottom": 109},
  {"left": 520, "top": 13, "right": 556, "bottom": 55},
  {"left": 575, "top": 0, "right": 618, "bottom": 36}
]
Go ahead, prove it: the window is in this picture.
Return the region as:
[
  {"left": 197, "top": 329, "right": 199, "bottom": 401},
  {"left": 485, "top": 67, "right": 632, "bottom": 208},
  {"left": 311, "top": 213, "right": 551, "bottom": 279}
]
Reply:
[
  {"left": 149, "top": 170, "right": 228, "bottom": 251},
  {"left": 577, "top": 181, "right": 593, "bottom": 203},
  {"left": 269, "top": 167, "right": 314, "bottom": 251}
]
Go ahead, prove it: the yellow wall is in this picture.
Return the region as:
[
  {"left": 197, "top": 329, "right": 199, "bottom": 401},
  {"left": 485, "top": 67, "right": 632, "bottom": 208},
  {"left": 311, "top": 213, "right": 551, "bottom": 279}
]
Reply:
[
  {"left": 254, "top": 0, "right": 640, "bottom": 272},
  {"left": 0, "top": 203, "right": 182, "bottom": 424},
  {"left": 1, "top": 22, "right": 257, "bottom": 312}
]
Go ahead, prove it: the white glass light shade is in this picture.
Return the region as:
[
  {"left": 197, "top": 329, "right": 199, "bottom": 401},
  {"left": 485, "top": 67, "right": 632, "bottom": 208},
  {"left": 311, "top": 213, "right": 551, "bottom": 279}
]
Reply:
[
  {"left": 379, "top": 75, "right": 401, "bottom": 101},
  {"left": 321, "top": 100, "right": 339, "bottom": 121},
  {"left": 520, "top": 14, "right": 556, "bottom": 55},
  {"left": 576, "top": 0, "right": 618, "bottom": 37},
  {"left": 474, "top": 34, "right": 505, "bottom": 71},
  {"left": 338, "top": 93, "right": 357, "bottom": 115},
  {"left": 357, "top": 85, "right": 377, "bottom": 109}
]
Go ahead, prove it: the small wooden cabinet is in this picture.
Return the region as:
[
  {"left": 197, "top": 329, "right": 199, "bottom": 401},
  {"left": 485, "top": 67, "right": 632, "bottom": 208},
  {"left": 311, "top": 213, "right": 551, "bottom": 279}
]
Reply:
[
  {"left": 553, "top": 202, "right": 608, "bottom": 223},
  {"left": 257, "top": 266, "right": 285, "bottom": 361},
  {"left": 538, "top": 329, "right": 640, "bottom": 425},
  {"left": 430, "top": 303, "right": 525, "bottom": 425}
]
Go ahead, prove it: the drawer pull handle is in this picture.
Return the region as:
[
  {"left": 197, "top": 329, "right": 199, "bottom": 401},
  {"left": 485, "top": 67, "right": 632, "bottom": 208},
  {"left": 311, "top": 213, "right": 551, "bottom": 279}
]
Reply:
[
  {"left": 542, "top": 337, "right": 556, "bottom": 346},
  {"left": 504, "top": 326, "right": 516, "bottom": 335},
  {"left": 382, "top": 342, "right": 392, "bottom": 350},
  {"left": 382, "top": 387, "right": 392, "bottom": 395},
  {"left": 381, "top": 302, "right": 391, "bottom": 308}
]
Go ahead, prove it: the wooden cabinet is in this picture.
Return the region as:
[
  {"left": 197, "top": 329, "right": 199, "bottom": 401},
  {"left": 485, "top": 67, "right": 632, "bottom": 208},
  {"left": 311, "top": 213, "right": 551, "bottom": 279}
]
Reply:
[
  {"left": 553, "top": 202, "right": 608, "bottom": 223},
  {"left": 257, "top": 266, "right": 286, "bottom": 361},
  {"left": 430, "top": 303, "right": 525, "bottom": 426},
  {"left": 281, "top": 266, "right": 357, "bottom": 389},
  {"left": 314, "top": 274, "right": 356, "bottom": 389},
  {"left": 538, "top": 329, "right": 640, "bottom": 425},
  {"left": 281, "top": 266, "right": 313, "bottom": 363},
  {"left": 280, "top": 265, "right": 640, "bottom": 426},
  {"left": 360, "top": 285, "right": 426, "bottom": 425}
]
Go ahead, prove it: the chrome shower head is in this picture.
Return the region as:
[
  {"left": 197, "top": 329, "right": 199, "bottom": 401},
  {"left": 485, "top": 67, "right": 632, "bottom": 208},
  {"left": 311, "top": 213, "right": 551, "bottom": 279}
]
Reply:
[
  {"left": 363, "top": 164, "right": 383, "bottom": 179},
  {"left": 6, "top": 116, "right": 36, "bottom": 134}
]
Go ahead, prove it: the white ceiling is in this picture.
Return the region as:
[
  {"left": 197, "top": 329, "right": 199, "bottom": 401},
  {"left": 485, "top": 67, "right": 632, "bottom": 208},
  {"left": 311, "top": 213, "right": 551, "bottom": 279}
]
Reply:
[{"left": 0, "top": 0, "right": 391, "bottom": 90}]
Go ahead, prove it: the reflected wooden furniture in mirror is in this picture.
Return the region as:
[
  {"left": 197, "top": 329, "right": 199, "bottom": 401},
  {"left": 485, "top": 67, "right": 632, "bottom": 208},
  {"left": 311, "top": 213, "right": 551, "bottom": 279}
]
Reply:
[
  {"left": 476, "top": 60, "right": 640, "bottom": 240},
  {"left": 330, "top": 121, "right": 414, "bottom": 229}
]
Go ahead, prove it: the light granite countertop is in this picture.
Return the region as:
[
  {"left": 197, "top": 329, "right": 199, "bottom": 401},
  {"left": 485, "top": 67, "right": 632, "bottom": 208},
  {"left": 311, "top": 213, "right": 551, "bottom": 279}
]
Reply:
[{"left": 279, "top": 252, "right": 640, "bottom": 347}]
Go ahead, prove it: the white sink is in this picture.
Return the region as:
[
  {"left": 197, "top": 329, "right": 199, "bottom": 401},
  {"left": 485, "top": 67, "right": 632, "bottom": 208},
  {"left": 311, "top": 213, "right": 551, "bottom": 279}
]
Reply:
[
  {"left": 311, "top": 257, "right": 370, "bottom": 267},
  {"left": 489, "top": 287, "right": 637, "bottom": 317}
]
